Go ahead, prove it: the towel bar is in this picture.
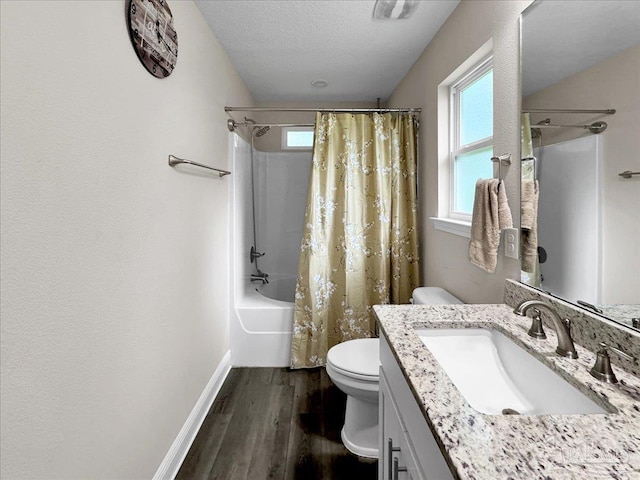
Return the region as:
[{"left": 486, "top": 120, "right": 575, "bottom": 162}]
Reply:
[
  {"left": 491, "top": 153, "right": 511, "bottom": 181},
  {"left": 168, "top": 155, "right": 231, "bottom": 177}
]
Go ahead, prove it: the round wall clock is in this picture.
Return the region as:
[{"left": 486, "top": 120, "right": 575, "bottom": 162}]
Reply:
[{"left": 126, "top": 0, "right": 178, "bottom": 78}]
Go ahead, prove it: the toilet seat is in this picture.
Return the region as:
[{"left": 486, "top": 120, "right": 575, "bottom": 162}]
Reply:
[
  {"left": 328, "top": 362, "right": 379, "bottom": 382},
  {"left": 327, "top": 338, "right": 379, "bottom": 380}
]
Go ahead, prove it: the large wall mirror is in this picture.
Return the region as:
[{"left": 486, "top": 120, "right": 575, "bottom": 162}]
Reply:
[{"left": 520, "top": 0, "right": 640, "bottom": 329}]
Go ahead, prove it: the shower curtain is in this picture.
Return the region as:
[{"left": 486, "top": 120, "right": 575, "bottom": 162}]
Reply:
[{"left": 290, "top": 112, "right": 419, "bottom": 368}]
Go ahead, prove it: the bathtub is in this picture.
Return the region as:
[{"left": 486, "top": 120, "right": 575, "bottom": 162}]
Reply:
[{"left": 230, "top": 274, "right": 295, "bottom": 366}]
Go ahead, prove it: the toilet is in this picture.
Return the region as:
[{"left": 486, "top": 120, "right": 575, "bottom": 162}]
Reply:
[{"left": 325, "top": 287, "right": 463, "bottom": 458}]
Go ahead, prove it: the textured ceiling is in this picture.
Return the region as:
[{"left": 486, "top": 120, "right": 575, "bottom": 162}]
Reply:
[
  {"left": 195, "top": 0, "right": 460, "bottom": 102},
  {"left": 522, "top": 0, "right": 640, "bottom": 97}
]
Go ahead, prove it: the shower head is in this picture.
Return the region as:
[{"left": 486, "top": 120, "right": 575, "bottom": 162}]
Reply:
[
  {"left": 587, "top": 121, "right": 607, "bottom": 134},
  {"left": 253, "top": 125, "right": 271, "bottom": 137},
  {"left": 226, "top": 117, "right": 270, "bottom": 137}
]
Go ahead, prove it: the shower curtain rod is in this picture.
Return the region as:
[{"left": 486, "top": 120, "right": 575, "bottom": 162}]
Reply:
[
  {"left": 226, "top": 119, "right": 315, "bottom": 133},
  {"left": 235, "top": 122, "right": 315, "bottom": 128},
  {"left": 225, "top": 106, "right": 421, "bottom": 113},
  {"left": 523, "top": 108, "right": 616, "bottom": 115},
  {"left": 533, "top": 121, "right": 608, "bottom": 134}
]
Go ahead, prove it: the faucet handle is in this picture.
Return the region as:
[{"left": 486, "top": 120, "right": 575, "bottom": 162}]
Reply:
[
  {"left": 590, "top": 342, "right": 635, "bottom": 384},
  {"left": 527, "top": 308, "right": 547, "bottom": 339},
  {"left": 601, "top": 342, "right": 634, "bottom": 362}
]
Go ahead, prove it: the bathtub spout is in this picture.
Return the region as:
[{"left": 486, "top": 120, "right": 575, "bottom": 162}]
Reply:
[{"left": 251, "top": 271, "right": 269, "bottom": 284}]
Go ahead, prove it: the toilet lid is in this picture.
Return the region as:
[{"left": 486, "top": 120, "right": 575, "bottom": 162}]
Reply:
[{"left": 327, "top": 338, "right": 380, "bottom": 378}]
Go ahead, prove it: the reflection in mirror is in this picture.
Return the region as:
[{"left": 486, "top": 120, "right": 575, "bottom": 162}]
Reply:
[{"left": 520, "top": 0, "right": 640, "bottom": 329}]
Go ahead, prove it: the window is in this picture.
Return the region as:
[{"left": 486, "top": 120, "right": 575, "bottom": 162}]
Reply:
[
  {"left": 282, "top": 127, "right": 314, "bottom": 150},
  {"left": 449, "top": 56, "right": 493, "bottom": 221}
]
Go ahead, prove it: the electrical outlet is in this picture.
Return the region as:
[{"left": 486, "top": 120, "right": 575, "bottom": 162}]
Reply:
[{"left": 504, "top": 228, "right": 519, "bottom": 259}]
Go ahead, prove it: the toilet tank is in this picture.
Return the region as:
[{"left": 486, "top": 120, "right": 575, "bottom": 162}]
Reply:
[{"left": 411, "top": 287, "right": 463, "bottom": 305}]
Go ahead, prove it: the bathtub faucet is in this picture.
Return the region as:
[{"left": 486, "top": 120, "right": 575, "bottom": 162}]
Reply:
[{"left": 250, "top": 271, "right": 269, "bottom": 284}]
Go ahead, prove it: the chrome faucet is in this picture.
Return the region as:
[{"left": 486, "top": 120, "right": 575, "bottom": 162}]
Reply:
[
  {"left": 513, "top": 300, "right": 578, "bottom": 359},
  {"left": 250, "top": 271, "right": 269, "bottom": 284}
]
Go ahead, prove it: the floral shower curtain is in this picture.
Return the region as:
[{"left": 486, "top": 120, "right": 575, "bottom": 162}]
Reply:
[{"left": 290, "top": 112, "right": 420, "bottom": 368}]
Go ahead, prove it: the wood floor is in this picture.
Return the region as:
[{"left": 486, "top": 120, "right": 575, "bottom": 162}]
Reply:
[{"left": 176, "top": 367, "right": 378, "bottom": 480}]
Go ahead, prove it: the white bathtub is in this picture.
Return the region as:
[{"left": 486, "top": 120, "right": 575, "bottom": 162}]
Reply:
[
  {"left": 230, "top": 274, "right": 295, "bottom": 366},
  {"left": 256, "top": 275, "right": 297, "bottom": 304}
]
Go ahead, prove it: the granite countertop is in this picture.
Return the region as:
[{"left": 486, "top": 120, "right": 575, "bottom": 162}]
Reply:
[{"left": 374, "top": 304, "right": 640, "bottom": 480}]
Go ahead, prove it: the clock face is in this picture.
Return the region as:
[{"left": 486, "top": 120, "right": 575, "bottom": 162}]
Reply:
[{"left": 127, "top": 0, "right": 178, "bottom": 78}]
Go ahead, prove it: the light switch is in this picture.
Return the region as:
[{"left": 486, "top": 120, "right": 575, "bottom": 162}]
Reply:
[{"left": 504, "top": 228, "right": 519, "bottom": 259}]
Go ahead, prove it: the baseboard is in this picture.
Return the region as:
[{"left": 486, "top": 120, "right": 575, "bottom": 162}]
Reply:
[{"left": 153, "top": 350, "right": 232, "bottom": 480}]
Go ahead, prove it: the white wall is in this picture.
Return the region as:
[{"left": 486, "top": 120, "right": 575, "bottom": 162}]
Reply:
[
  {"left": 230, "top": 140, "right": 311, "bottom": 287},
  {"left": 523, "top": 45, "right": 640, "bottom": 304},
  {"left": 0, "top": 1, "right": 253, "bottom": 478},
  {"left": 387, "top": 0, "right": 533, "bottom": 303},
  {"left": 231, "top": 135, "right": 255, "bottom": 299},
  {"left": 534, "top": 137, "right": 600, "bottom": 304},
  {"left": 255, "top": 151, "right": 313, "bottom": 276}
]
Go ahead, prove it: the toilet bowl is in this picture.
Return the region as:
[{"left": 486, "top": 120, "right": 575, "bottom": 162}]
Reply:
[
  {"left": 326, "top": 338, "right": 380, "bottom": 458},
  {"left": 325, "top": 287, "right": 463, "bottom": 458}
]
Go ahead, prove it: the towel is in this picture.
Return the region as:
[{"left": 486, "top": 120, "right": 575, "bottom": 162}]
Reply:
[
  {"left": 468, "top": 179, "right": 513, "bottom": 273},
  {"left": 521, "top": 179, "right": 539, "bottom": 273}
]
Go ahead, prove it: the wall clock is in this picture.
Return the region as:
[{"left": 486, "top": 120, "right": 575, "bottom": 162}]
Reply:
[{"left": 126, "top": 0, "right": 178, "bottom": 78}]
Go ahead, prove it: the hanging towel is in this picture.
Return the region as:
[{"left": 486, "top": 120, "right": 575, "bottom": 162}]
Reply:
[
  {"left": 521, "top": 179, "right": 539, "bottom": 273},
  {"left": 468, "top": 179, "right": 513, "bottom": 273}
]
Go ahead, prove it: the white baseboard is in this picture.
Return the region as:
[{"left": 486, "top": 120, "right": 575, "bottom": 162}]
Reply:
[{"left": 153, "top": 350, "right": 232, "bottom": 480}]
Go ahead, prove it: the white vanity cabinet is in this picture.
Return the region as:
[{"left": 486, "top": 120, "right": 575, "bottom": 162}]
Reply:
[{"left": 379, "top": 333, "right": 454, "bottom": 480}]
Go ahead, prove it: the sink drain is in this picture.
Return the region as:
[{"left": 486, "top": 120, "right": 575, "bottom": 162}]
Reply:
[{"left": 501, "top": 408, "right": 521, "bottom": 415}]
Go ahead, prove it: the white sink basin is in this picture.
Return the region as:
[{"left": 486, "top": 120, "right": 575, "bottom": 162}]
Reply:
[{"left": 416, "top": 328, "right": 610, "bottom": 416}]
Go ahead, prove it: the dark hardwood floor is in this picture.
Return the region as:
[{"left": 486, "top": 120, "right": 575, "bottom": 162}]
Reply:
[{"left": 176, "top": 367, "right": 377, "bottom": 480}]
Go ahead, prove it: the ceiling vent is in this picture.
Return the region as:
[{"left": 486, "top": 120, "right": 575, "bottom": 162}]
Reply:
[{"left": 373, "top": 0, "right": 419, "bottom": 20}]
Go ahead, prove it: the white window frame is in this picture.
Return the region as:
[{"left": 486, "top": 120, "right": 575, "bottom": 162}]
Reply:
[
  {"left": 281, "top": 126, "right": 314, "bottom": 150},
  {"left": 448, "top": 55, "right": 493, "bottom": 222}
]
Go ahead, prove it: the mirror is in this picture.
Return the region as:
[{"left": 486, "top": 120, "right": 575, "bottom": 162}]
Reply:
[{"left": 520, "top": 0, "right": 640, "bottom": 329}]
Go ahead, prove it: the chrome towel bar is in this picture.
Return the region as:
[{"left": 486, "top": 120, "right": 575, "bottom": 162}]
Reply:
[
  {"left": 522, "top": 108, "right": 616, "bottom": 115},
  {"left": 491, "top": 153, "right": 511, "bottom": 181},
  {"left": 168, "top": 155, "right": 231, "bottom": 177},
  {"left": 619, "top": 170, "right": 639, "bottom": 179}
]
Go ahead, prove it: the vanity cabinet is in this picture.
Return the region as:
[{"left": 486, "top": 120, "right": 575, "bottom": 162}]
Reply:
[{"left": 379, "top": 333, "right": 454, "bottom": 480}]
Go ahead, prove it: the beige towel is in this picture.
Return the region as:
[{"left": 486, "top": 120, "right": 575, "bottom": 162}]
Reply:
[
  {"left": 468, "top": 179, "right": 513, "bottom": 273},
  {"left": 521, "top": 179, "right": 539, "bottom": 273}
]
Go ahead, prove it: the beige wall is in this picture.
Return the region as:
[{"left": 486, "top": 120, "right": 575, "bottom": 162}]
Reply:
[
  {"left": 523, "top": 45, "right": 640, "bottom": 303},
  {"left": 0, "top": 1, "right": 253, "bottom": 478},
  {"left": 388, "top": 0, "right": 533, "bottom": 303}
]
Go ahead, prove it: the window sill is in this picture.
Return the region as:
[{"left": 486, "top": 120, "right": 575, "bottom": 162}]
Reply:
[{"left": 430, "top": 217, "right": 471, "bottom": 238}]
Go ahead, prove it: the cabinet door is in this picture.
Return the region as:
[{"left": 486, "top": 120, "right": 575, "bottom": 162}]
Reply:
[
  {"left": 379, "top": 371, "right": 418, "bottom": 480},
  {"left": 380, "top": 334, "right": 454, "bottom": 480}
]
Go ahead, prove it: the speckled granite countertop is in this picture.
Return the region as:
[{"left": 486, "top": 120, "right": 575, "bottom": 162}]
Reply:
[{"left": 374, "top": 304, "right": 640, "bottom": 480}]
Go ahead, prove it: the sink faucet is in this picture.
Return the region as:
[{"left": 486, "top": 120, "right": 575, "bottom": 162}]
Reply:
[
  {"left": 250, "top": 271, "right": 269, "bottom": 284},
  {"left": 513, "top": 300, "right": 578, "bottom": 359}
]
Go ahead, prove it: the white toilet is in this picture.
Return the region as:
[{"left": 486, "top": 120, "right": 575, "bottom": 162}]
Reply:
[{"left": 325, "top": 287, "right": 463, "bottom": 458}]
